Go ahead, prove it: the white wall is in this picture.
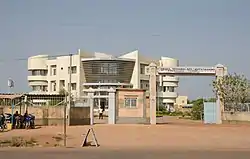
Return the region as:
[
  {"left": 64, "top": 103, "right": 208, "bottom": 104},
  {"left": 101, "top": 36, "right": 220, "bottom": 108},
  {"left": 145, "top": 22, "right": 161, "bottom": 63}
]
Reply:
[
  {"left": 119, "top": 50, "right": 140, "bottom": 89},
  {"left": 28, "top": 54, "right": 81, "bottom": 97}
]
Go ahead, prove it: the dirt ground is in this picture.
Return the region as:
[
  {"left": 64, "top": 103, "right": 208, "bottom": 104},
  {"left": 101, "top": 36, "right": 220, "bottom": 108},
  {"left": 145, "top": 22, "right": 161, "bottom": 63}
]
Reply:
[{"left": 1, "top": 117, "right": 250, "bottom": 150}]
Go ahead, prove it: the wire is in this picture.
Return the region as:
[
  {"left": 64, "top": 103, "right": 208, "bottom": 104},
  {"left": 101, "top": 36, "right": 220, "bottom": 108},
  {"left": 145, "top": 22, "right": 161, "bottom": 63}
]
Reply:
[{"left": 0, "top": 54, "right": 71, "bottom": 63}]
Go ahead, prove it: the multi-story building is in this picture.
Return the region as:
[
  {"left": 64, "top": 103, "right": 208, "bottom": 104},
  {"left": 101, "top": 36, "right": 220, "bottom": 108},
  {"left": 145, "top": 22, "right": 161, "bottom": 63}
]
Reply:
[{"left": 27, "top": 49, "right": 179, "bottom": 109}]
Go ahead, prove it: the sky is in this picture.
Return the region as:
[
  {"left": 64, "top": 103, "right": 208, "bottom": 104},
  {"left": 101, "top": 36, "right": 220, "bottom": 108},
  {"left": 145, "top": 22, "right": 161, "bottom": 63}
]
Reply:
[{"left": 0, "top": 0, "right": 250, "bottom": 99}]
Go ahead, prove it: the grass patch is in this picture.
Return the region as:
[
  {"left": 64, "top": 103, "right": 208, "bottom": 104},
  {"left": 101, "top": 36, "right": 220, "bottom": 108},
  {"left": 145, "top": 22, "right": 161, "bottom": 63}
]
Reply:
[
  {"left": 52, "top": 135, "right": 64, "bottom": 147},
  {"left": 0, "top": 137, "right": 38, "bottom": 147}
]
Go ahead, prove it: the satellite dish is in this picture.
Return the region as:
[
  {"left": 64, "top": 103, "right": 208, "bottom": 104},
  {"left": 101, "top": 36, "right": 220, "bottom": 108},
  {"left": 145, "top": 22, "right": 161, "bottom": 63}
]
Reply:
[{"left": 7, "top": 79, "right": 14, "bottom": 88}]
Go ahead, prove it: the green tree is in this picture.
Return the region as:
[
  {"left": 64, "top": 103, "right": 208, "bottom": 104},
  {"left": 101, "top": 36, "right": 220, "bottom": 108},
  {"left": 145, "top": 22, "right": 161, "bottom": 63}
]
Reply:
[
  {"left": 212, "top": 73, "right": 249, "bottom": 111},
  {"left": 59, "top": 88, "right": 69, "bottom": 96},
  {"left": 190, "top": 98, "right": 204, "bottom": 120}
]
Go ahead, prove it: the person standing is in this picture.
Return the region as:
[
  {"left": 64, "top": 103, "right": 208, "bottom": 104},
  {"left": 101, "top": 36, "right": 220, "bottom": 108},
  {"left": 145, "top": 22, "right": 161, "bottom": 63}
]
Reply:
[{"left": 98, "top": 107, "right": 103, "bottom": 119}]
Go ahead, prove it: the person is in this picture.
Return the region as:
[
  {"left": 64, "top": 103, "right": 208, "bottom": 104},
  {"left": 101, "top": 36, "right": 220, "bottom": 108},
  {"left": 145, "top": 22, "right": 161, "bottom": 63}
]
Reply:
[
  {"left": 0, "top": 113, "right": 5, "bottom": 129},
  {"left": 24, "top": 111, "right": 28, "bottom": 119},
  {"left": 12, "top": 111, "right": 19, "bottom": 129},
  {"left": 98, "top": 107, "right": 103, "bottom": 119},
  {"left": 23, "top": 111, "right": 28, "bottom": 128}
]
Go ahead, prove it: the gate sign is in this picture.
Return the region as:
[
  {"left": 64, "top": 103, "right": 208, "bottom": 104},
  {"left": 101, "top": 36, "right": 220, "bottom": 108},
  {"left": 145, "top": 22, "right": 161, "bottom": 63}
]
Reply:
[{"left": 158, "top": 67, "right": 216, "bottom": 75}]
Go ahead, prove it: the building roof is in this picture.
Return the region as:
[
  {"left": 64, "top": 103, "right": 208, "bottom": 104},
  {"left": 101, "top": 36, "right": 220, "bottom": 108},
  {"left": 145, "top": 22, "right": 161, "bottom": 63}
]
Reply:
[
  {"left": 0, "top": 94, "right": 23, "bottom": 99},
  {"left": 0, "top": 93, "right": 65, "bottom": 99},
  {"left": 79, "top": 49, "right": 158, "bottom": 64},
  {"left": 116, "top": 88, "right": 146, "bottom": 92}
]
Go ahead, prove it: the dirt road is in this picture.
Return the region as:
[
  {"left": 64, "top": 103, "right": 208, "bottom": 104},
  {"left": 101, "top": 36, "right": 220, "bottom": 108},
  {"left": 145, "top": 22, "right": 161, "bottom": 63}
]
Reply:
[
  {"left": 1, "top": 118, "right": 250, "bottom": 158},
  {"left": 1, "top": 148, "right": 250, "bottom": 159}
]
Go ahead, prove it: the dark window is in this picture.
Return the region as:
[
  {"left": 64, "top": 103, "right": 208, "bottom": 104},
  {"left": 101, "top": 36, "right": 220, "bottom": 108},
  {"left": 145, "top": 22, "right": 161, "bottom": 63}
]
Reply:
[{"left": 100, "top": 63, "right": 118, "bottom": 75}]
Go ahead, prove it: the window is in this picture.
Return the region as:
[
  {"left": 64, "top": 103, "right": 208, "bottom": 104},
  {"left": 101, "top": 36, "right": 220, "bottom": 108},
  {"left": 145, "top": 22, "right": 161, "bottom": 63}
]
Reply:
[
  {"left": 68, "top": 83, "right": 77, "bottom": 90},
  {"left": 51, "top": 81, "right": 56, "bottom": 91},
  {"left": 31, "top": 70, "right": 47, "bottom": 76},
  {"left": 68, "top": 66, "right": 77, "bottom": 74},
  {"left": 124, "top": 97, "right": 137, "bottom": 108},
  {"left": 100, "top": 63, "right": 118, "bottom": 75},
  {"left": 140, "top": 64, "right": 147, "bottom": 74},
  {"left": 31, "top": 86, "right": 47, "bottom": 92},
  {"left": 71, "top": 83, "right": 76, "bottom": 90},
  {"left": 51, "top": 65, "right": 57, "bottom": 76},
  {"left": 167, "top": 86, "right": 175, "bottom": 92},
  {"left": 140, "top": 83, "right": 143, "bottom": 89},
  {"left": 60, "top": 80, "right": 65, "bottom": 88}
]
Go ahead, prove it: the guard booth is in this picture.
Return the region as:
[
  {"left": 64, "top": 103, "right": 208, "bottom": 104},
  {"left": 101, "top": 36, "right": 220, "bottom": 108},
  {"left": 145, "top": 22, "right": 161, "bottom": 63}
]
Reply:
[
  {"left": 81, "top": 88, "right": 149, "bottom": 125},
  {"left": 204, "top": 102, "right": 221, "bottom": 124}
]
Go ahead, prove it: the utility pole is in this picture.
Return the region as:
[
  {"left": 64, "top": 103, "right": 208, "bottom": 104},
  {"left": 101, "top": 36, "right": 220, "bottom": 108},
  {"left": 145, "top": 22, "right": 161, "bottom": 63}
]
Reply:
[
  {"left": 63, "top": 53, "right": 73, "bottom": 147},
  {"left": 69, "top": 53, "right": 72, "bottom": 120},
  {"left": 8, "top": 78, "right": 14, "bottom": 126}
]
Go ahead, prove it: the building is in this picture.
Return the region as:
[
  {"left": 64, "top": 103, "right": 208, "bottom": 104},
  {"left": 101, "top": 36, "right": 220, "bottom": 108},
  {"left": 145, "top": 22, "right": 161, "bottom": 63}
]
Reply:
[{"left": 27, "top": 49, "right": 179, "bottom": 109}]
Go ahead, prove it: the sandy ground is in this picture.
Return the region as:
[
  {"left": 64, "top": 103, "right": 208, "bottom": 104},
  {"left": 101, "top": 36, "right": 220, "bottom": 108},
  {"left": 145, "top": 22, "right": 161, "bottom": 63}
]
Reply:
[{"left": 1, "top": 117, "right": 250, "bottom": 150}]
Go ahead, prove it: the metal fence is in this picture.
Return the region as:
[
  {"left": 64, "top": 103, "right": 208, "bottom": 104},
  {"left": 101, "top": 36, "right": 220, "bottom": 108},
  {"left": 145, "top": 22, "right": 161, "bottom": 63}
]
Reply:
[
  {"left": 0, "top": 94, "right": 66, "bottom": 107},
  {"left": 224, "top": 103, "right": 250, "bottom": 112}
]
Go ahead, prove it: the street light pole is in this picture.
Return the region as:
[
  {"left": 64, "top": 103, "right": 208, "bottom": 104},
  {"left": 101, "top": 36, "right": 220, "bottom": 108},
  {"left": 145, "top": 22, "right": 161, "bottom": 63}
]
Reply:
[{"left": 63, "top": 53, "right": 73, "bottom": 147}]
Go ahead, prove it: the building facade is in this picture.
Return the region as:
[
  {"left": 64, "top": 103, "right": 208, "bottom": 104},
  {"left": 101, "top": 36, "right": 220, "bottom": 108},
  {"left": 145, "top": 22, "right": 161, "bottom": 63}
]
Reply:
[{"left": 27, "top": 49, "right": 179, "bottom": 109}]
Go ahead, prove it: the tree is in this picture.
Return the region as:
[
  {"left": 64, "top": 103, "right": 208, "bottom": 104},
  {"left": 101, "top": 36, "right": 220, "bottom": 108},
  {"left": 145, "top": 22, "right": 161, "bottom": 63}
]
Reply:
[
  {"left": 212, "top": 73, "right": 249, "bottom": 112},
  {"left": 59, "top": 88, "right": 69, "bottom": 96},
  {"left": 190, "top": 98, "right": 204, "bottom": 120}
]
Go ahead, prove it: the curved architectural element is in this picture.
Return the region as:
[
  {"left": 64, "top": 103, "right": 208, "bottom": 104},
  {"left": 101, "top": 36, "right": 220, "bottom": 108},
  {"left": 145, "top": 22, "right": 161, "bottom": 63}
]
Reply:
[
  {"left": 28, "top": 55, "right": 49, "bottom": 92},
  {"left": 159, "top": 57, "right": 179, "bottom": 110},
  {"left": 82, "top": 60, "right": 135, "bottom": 84},
  {"left": 28, "top": 55, "right": 49, "bottom": 70}
]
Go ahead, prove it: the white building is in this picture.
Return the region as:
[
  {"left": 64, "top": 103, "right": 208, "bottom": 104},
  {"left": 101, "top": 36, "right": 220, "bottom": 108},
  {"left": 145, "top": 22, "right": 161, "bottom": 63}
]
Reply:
[{"left": 27, "top": 49, "right": 179, "bottom": 109}]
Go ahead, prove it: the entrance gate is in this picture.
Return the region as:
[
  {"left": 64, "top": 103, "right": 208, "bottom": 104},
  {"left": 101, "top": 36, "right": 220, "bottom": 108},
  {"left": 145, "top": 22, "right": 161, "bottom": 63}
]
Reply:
[
  {"left": 146, "top": 63, "right": 227, "bottom": 125},
  {"left": 82, "top": 88, "right": 116, "bottom": 125}
]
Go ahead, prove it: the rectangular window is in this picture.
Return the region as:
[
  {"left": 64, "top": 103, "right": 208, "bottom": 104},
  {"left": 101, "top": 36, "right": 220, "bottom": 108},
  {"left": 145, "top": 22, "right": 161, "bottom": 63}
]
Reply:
[
  {"left": 32, "top": 86, "right": 48, "bottom": 92},
  {"left": 51, "top": 81, "right": 56, "bottom": 91},
  {"left": 68, "top": 83, "right": 77, "bottom": 90},
  {"left": 167, "top": 86, "right": 174, "bottom": 92},
  {"left": 60, "top": 80, "right": 65, "bottom": 88},
  {"left": 140, "top": 83, "right": 144, "bottom": 89},
  {"left": 71, "top": 83, "right": 76, "bottom": 90},
  {"left": 100, "top": 63, "right": 118, "bottom": 75},
  {"left": 140, "top": 64, "right": 147, "bottom": 74},
  {"left": 68, "top": 66, "right": 77, "bottom": 74},
  {"left": 31, "top": 70, "right": 48, "bottom": 76},
  {"left": 51, "top": 65, "right": 57, "bottom": 76},
  {"left": 124, "top": 97, "right": 137, "bottom": 108}
]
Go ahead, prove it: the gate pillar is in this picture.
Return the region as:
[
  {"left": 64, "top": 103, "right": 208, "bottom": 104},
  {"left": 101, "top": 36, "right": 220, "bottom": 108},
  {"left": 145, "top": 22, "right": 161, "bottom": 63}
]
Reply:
[
  {"left": 108, "top": 88, "right": 116, "bottom": 124},
  {"left": 88, "top": 88, "right": 94, "bottom": 125},
  {"left": 149, "top": 63, "right": 157, "bottom": 125}
]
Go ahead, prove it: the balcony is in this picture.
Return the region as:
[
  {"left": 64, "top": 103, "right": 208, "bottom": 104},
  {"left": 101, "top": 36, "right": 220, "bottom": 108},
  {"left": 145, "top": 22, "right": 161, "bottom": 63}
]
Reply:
[
  {"left": 157, "top": 92, "right": 178, "bottom": 98},
  {"left": 28, "top": 75, "right": 47, "bottom": 81},
  {"left": 162, "top": 82, "right": 178, "bottom": 87},
  {"left": 140, "top": 74, "right": 149, "bottom": 80},
  {"left": 162, "top": 76, "right": 179, "bottom": 82}
]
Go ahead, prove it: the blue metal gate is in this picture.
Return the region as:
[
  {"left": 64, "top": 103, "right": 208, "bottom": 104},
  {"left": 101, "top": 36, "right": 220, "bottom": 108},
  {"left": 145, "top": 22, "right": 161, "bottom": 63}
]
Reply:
[{"left": 204, "top": 102, "right": 218, "bottom": 124}]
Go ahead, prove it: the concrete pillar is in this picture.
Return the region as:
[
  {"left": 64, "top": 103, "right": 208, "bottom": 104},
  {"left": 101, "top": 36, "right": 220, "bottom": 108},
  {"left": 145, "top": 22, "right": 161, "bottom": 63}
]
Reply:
[
  {"left": 108, "top": 88, "right": 116, "bottom": 124},
  {"left": 215, "top": 64, "right": 227, "bottom": 124},
  {"left": 149, "top": 63, "right": 157, "bottom": 125},
  {"left": 88, "top": 89, "right": 94, "bottom": 125}
]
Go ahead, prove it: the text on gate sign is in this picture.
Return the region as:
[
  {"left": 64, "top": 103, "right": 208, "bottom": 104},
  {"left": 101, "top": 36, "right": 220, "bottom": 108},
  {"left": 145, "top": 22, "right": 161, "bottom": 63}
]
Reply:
[{"left": 158, "top": 67, "right": 216, "bottom": 74}]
